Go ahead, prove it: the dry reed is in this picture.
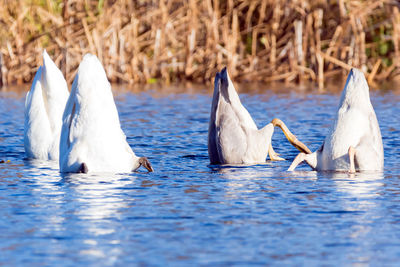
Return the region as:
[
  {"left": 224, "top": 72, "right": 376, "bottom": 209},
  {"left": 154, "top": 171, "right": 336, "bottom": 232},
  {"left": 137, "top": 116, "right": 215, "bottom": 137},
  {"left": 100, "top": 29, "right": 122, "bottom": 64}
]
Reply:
[{"left": 1, "top": 0, "right": 400, "bottom": 89}]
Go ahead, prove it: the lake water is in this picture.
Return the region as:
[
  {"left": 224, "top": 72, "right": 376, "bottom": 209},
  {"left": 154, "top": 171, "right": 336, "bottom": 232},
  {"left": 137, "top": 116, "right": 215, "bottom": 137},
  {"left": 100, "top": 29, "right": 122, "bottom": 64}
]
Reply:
[{"left": 0, "top": 84, "right": 399, "bottom": 265}]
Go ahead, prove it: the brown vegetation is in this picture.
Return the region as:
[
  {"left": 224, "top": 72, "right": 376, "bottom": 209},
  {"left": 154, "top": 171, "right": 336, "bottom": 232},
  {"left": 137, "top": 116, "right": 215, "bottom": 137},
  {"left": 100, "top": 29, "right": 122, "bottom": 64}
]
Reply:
[{"left": 0, "top": 0, "right": 400, "bottom": 88}]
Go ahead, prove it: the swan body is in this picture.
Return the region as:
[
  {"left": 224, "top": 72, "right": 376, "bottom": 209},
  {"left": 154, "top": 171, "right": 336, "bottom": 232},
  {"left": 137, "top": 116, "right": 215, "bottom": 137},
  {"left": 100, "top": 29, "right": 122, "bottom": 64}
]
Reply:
[
  {"left": 208, "top": 68, "right": 310, "bottom": 164},
  {"left": 59, "top": 54, "right": 153, "bottom": 173},
  {"left": 24, "top": 50, "right": 69, "bottom": 160},
  {"left": 288, "top": 68, "right": 384, "bottom": 172}
]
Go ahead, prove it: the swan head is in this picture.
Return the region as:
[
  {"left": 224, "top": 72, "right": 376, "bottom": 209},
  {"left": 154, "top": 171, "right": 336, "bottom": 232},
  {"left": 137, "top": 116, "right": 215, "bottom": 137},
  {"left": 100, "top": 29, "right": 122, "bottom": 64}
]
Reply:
[{"left": 338, "top": 68, "right": 372, "bottom": 110}]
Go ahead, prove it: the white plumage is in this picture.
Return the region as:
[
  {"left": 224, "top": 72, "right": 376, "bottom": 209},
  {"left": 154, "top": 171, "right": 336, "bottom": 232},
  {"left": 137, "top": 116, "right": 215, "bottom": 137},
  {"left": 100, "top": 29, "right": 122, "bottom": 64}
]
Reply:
[
  {"left": 24, "top": 50, "right": 69, "bottom": 160},
  {"left": 288, "top": 68, "right": 384, "bottom": 172},
  {"left": 208, "top": 67, "right": 311, "bottom": 164},
  {"left": 59, "top": 54, "right": 153, "bottom": 173}
]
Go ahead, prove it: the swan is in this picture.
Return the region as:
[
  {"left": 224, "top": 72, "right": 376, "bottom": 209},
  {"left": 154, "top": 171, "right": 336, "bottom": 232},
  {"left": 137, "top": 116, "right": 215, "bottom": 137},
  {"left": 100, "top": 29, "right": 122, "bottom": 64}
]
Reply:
[
  {"left": 59, "top": 54, "right": 153, "bottom": 173},
  {"left": 24, "top": 50, "right": 69, "bottom": 160},
  {"left": 208, "top": 67, "right": 311, "bottom": 164},
  {"left": 288, "top": 68, "right": 384, "bottom": 172}
]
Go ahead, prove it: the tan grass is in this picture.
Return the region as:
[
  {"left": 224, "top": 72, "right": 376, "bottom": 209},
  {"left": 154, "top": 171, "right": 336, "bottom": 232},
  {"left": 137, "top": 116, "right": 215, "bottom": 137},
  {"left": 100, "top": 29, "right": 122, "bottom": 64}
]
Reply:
[{"left": 0, "top": 0, "right": 400, "bottom": 89}]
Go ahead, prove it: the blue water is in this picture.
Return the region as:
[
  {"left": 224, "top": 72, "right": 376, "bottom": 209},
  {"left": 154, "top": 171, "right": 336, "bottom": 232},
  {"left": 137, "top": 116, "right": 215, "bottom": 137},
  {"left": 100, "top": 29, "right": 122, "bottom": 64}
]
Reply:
[{"left": 0, "top": 86, "right": 399, "bottom": 266}]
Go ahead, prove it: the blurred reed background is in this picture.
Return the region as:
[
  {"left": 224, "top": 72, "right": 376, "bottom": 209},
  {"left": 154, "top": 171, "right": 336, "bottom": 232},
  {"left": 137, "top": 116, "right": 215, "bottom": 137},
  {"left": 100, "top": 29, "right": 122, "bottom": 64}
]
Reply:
[{"left": 0, "top": 0, "right": 400, "bottom": 88}]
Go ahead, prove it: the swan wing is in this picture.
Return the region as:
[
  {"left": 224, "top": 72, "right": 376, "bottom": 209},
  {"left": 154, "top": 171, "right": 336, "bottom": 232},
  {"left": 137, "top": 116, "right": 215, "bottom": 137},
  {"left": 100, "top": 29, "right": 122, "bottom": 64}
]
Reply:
[
  {"left": 215, "top": 92, "right": 248, "bottom": 164},
  {"left": 41, "top": 50, "right": 69, "bottom": 134},
  {"left": 245, "top": 123, "right": 273, "bottom": 162},
  {"left": 209, "top": 68, "right": 264, "bottom": 164},
  {"left": 24, "top": 66, "right": 52, "bottom": 159},
  {"left": 208, "top": 72, "right": 221, "bottom": 164},
  {"left": 219, "top": 68, "right": 257, "bottom": 130},
  {"left": 215, "top": 68, "right": 253, "bottom": 163},
  {"left": 353, "top": 111, "right": 384, "bottom": 170}
]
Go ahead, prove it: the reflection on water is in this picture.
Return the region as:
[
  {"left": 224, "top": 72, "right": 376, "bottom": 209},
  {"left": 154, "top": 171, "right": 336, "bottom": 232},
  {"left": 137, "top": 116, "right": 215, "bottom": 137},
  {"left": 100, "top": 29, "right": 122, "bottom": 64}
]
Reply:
[
  {"left": 20, "top": 160, "right": 132, "bottom": 264},
  {"left": 0, "top": 85, "right": 400, "bottom": 265},
  {"left": 332, "top": 171, "right": 384, "bottom": 198},
  {"left": 61, "top": 173, "right": 131, "bottom": 262},
  {"left": 329, "top": 171, "right": 386, "bottom": 265}
]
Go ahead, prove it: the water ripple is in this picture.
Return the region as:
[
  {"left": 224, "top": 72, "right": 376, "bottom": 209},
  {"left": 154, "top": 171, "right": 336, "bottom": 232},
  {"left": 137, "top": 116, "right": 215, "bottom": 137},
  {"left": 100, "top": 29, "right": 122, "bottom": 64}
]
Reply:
[{"left": 0, "top": 88, "right": 399, "bottom": 265}]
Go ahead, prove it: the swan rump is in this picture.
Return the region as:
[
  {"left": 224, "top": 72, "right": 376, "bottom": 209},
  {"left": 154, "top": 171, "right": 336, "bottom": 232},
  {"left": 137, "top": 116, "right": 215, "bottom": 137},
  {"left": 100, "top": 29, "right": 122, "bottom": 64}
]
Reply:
[
  {"left": 208, "top": 68, "right": 310, "bottom": 164},
  {"left": 59, "top": 54, "right": 153, "bottom": 173},
  {"left": 208, "top": 68, "right": 274, "bottom": 164},
  {"left": 288, "top": 68, "right": 384, "bottom": 172},
  {"left": 24, "top": 50, "right": 69, "bottom": 160}
]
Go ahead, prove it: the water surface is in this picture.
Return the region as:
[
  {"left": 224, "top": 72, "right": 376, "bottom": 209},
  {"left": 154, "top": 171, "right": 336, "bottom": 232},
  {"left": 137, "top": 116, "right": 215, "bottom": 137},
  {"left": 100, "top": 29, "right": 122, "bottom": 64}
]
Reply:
[{"left": 0, "top": 85, "right": 399, "bottom": 265}]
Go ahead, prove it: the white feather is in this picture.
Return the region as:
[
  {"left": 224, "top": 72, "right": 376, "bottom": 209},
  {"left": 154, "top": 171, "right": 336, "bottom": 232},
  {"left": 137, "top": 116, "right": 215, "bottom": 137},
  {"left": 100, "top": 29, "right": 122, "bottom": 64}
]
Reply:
[
  {"left": 293, "top": 68, "right": 384, "bottom": 171},
  {"left": 208, "top": 68, "right": 274, "bottom": 164},
  {"left": 59, "top": 54, "right": 141, "bottom": 173},
  {"left": 24, "top": 50, "right": 69, "bottom": 160}
]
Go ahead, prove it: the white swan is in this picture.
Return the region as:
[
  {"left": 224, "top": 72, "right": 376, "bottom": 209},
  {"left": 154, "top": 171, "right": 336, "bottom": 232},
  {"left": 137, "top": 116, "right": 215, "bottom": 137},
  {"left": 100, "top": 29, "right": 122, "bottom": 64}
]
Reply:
[
  {"left": 288, "top": 68, "right": 384, "bottom": 172},
  {"left": 24, "top": 50, "right": 69, "bottom": 160},
  {"left": 208, "top": 67, "right": 311, "bottom": 164},
  {"left": 59, "top": 54, "right": 153, "bottom": 173}
]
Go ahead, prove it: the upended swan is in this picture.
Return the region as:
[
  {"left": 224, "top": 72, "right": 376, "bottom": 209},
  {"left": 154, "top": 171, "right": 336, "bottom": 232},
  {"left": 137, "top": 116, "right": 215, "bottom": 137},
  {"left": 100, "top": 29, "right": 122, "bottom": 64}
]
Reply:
[
  {"left": 24, "top": 50, "right": 69, "bottom": 160},
  {"left": 208, "top": 67, "right": 311, "bottom": 164},
  {"left": 288, "top": 68, "right": 383, "bottom": 172},
  {"left": 59, "top": 54, "right": 153, "bottom": 173}
]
